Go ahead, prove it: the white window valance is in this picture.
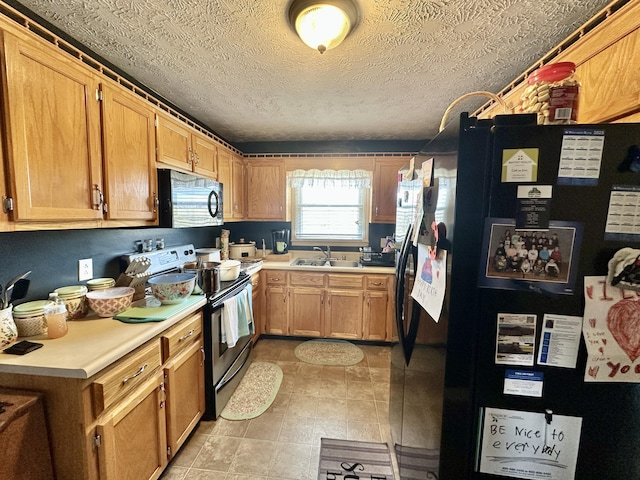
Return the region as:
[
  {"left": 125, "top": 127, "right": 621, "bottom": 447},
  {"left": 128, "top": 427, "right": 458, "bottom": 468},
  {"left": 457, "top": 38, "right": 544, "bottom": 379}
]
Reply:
[{"left": 287, "top": 169, "right": 372, "bottom": 189}]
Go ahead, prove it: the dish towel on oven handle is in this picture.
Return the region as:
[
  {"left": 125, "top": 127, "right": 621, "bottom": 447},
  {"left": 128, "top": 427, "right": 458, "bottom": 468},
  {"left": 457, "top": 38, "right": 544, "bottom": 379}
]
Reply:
[{"left": 221, "top": 283, "right": 254, "bottom": 347}]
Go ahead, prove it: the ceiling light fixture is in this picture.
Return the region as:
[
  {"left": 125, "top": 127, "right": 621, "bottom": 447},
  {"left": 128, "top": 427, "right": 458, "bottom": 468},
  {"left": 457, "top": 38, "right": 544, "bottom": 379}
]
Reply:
[{"left": 288, "top": 0, "right": 358, "bottom": 54}]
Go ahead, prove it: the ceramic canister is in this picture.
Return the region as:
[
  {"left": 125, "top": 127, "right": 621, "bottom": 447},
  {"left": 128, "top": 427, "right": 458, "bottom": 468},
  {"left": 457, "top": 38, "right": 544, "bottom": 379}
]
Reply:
[{"left": 0, "top": 306, "right": 18, "bottom": 347}]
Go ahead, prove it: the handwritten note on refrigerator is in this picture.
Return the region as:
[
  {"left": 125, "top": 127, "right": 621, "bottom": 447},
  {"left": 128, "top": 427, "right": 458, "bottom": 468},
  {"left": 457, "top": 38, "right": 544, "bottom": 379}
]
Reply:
[{"left": 479, "top": 407, "right": 582, "bottom": 480}]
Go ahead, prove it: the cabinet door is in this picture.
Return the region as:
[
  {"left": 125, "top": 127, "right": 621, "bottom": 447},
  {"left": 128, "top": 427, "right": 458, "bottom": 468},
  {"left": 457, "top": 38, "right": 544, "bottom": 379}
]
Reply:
[
  {"left": 164, "top": 340, "right": 205, "bottom": 458},
  {"left": 95, "top": 372, "right": 167, "bottom": 480},
  {"left": 325, "top": 290, "right": 363, "bottom": 339},
  {"left": 372, "top": 159, "right": 406, "bottom": 223},
  {"left": 290, "top": 287, "right": 324, "bottom": 337},
  {"left": 231, "top": 154, "right": 245, "bottom": 219},
  {"left": 217, "top": 148, "right": 233, "bottom": 220},
  {"left": 156, "top": 113, "right": 192, "bottom": 172},
  {"left": 265, "top": 286, "right": 288, "bottom": 335},
  {"left": 192, "top": 133, "right": 218, "bottom": 179},
  {"left": 101, "top": 84, "right": 157, "bottom": 221},
  {"left": 2, "top": 32, "right": 103, "bottom": 221},
  {"left": 251, "top": 272, "right": 263, "bottom": 343},
  {"left": 363, "top": 291, "right": 388, "bottom": 341},
  {"left": 0, "top": 129, "right": 12, "bottom": 231},
  {"left": 246, "top": 160, "right": 285, "bottom": 220}
]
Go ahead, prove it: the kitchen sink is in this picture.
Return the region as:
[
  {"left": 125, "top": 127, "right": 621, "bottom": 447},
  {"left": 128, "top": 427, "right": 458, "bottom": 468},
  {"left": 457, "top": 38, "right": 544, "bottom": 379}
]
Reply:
[
  {"left": 290, "top": 258, "right": 328, "bottom": 266},
  {"left": 329, "top": 260, "right": 361, "bottom": 268},
  {"left": 290, "top": 258, "right": 361, "bottom": 268}
]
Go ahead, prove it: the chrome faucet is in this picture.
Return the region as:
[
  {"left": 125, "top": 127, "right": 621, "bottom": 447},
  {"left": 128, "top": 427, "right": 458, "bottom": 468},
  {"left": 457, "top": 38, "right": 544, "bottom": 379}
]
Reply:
[{"left": 313, "top": 246, "right": 331, "bottom": 259}]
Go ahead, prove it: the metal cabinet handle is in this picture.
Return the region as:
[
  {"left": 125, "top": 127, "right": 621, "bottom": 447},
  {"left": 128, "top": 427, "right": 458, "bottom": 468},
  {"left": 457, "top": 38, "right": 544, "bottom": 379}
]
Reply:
[
  {"left": 92, "top": 184, "right": 104, "bottom": 209},
  {"left": 122, "top": 363, "right": 147, "bottom": 384},
  {"left": 194, "top": 152, "right": 200, "bottom": 165},
  {"left": 178, "top": 329, "right": 194, "bottom": 341},
  {"left": 200, "top": 347, "right": 205, "bottom": 366},
  {"left": 371, "top": 282, "right": 383, "bottom": 286},
  {"left": 159, "top": 382, "right": 166, "bottom": 408},
  {"left": 188, "top": 146, "right": 193, "bottom": 164}
]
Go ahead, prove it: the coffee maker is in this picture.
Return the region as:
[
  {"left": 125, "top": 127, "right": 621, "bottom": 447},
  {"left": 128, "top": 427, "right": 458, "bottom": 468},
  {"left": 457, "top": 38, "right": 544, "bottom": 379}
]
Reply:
[{"left": 271, "top": 229, "right": 290, "bottom": 254}]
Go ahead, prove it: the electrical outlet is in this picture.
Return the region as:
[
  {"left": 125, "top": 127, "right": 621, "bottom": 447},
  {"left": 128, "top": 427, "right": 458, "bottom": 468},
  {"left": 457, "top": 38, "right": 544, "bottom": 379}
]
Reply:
[{"left": 78, "top": 258, "right": 93, "bottom": 281}]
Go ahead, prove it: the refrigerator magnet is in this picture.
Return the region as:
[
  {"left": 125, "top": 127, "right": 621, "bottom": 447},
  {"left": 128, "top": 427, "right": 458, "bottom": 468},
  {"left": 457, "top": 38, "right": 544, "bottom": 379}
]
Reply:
[
  {"left": 516, "top": 185, "right": 552, "bottom": 230},
  {"left": 503, "top": 369, "right": 544, "bottom": 397},
  {"left": 501, "top": 148, "right": 539, "bottom": 182},
  {"left": 495, "top": 313, "right": 537, "bottom": 367}
]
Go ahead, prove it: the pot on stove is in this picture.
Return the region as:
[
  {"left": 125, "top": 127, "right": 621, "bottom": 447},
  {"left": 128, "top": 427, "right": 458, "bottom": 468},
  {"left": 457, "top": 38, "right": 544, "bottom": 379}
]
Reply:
[{"left": 200, "top": 262, "right": 221, "bottom": 294}]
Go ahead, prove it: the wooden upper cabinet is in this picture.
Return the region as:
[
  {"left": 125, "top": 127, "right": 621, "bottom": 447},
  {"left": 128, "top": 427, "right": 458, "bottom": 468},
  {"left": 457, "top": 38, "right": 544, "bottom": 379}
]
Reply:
[
  {"left": 372, "top": 158, "right": 406, "bottom": 223},
  {"left": 231, "top": 153, "right": 245, "bottom": 220},
  {"left": 156, "top": 113, "right": 191, "bottom": 172},
  {"left": 0, "top": 129, "right": 12, "bottom": 231},
  {"left": 156, "top": 113, "right": 218, "bottom": 179},
  {"left": 246, "top": 160, "right": 285, "bottom": 220},
  {"left": 1, "top": 31, "right": 103, "bottom": 222},
  {"left": 100, "top": 84, "right": 157, "bottom": 222},
  {"left": 192, "top": 133, "right": 218, "bottom": 179},
  {"left": 217, "top": 148, "right": 233, "bottom": 220}
]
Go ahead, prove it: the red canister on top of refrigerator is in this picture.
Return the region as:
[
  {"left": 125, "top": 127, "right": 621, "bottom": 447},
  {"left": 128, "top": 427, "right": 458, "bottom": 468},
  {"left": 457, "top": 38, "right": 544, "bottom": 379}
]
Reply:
[{"left": 520, "top": 61, "right": 579, "bottom": 125}]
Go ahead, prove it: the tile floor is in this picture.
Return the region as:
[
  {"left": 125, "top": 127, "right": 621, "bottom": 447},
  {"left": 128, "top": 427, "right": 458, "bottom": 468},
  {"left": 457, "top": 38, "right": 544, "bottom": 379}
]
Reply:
[{"left": 161, "top": 337, "right": 395, "bottom": 480}]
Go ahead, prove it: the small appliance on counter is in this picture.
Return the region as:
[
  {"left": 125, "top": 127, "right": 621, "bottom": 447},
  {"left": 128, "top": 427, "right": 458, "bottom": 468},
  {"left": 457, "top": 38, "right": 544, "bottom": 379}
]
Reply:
[
  {"left": 361, "top": 251, "right": 395, "bottom": 267},
  {"left": 228, "top": 239, "right": 256, "bottom": 259},
  {"left": 271, "top": 229, "right": 290, "bottom": 254}
]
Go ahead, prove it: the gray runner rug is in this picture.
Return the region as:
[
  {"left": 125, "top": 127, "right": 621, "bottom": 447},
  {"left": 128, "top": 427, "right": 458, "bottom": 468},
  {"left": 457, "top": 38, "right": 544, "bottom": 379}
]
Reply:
[
  {"left": 394, "top": 444, "right": 439, "bottom": 480},
  {"left": 318, "top": 438, "right": 395, "bottom": 480}
]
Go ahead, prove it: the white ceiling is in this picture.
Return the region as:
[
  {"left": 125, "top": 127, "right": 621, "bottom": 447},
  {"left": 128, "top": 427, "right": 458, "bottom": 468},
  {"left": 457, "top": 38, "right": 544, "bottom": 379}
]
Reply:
[{"left": 11, "top": 0, "right": 612, "bottom": 144}]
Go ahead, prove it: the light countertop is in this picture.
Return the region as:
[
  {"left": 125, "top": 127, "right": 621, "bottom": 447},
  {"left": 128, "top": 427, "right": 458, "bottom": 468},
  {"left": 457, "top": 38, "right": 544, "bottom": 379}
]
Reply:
[{"left": 0, "top": 295, "right": 207, "bottom": 379}]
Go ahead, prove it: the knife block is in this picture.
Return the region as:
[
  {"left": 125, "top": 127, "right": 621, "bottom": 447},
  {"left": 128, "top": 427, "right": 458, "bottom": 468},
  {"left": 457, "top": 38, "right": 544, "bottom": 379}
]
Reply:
[{"left": 115, "top": 273, "right": 148, "bottom": 301}]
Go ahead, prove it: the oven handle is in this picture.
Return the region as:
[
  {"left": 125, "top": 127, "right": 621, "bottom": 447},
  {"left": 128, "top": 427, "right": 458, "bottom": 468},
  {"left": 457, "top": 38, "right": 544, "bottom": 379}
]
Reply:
[{"left": 217, "top": 343, "right": 252, "bottom": 390}]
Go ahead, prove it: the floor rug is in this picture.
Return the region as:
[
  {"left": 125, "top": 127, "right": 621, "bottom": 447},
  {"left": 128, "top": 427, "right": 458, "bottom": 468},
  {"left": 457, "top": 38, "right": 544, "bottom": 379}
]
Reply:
[
  {"left": 295, "top": 339, "right": 364, "bottom": 366},
  {"left": 220, "top": 361, "right": 282, "bottom": 420},
  {"left": 318, "top": 438, "right": 395, "bottom": 480},
  {"left": 395, "top": 444, "right": 439, "bottom": 480}
]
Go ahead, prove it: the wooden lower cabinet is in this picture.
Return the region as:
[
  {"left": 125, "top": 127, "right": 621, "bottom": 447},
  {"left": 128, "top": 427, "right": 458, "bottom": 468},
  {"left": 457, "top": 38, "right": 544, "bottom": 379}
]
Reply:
[
  {"left": 95, "top": 371, "right": 167, "bottom": 480},
  {"left": 164, "top": 339, "right": 205, "bottom": 458},
  {"left": 0, "top": 311, "right": 205, "bottom": 480},
  {"left": 263, "top": 270, "right": 394, "bottom": 341},
  {"left": 251, "top": 272, "right": 263, "bottom": 343},
  {"left": 265, "top": 284, "right": 288, "bottom": 335},
  {"left": 290, "top": 287, "right": 324, "bottom": 336},
  {"left": 325, "top": 289, "right": 363, "bottom": 339}
]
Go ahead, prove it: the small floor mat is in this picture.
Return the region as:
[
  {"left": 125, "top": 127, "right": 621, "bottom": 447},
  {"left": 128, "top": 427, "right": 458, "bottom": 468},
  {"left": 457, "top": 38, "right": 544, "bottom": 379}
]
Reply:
[
  {"left": 319, "top": 438, "right": 395, "bottom": 480},
  {"left": 295, "top": 339, "right": 365, "bottom": 366},
  {"left": 395, "top": 444, "right": 439, "bottom": 479},
  {"left": 220, "top": 361, "right": 282, "bottom": 420}
]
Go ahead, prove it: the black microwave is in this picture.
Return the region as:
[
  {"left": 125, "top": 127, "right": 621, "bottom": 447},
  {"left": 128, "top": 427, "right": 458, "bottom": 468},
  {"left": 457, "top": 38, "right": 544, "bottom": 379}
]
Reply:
[{"left": 157, "top": 169, "right": 223, "bottom": 228}]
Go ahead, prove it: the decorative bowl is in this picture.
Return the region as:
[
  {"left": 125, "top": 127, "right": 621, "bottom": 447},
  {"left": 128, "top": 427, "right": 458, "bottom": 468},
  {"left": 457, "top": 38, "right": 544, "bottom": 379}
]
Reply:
[
  {"left": 85, "top": 287, "right": 135, "bottom": 317},
  {"left": 147, "top": 273, "right": 196, "bottom": 304}
]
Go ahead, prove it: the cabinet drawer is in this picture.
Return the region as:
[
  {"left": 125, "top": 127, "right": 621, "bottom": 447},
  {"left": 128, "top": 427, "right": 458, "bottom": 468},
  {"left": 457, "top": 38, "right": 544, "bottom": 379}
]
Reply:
[
  {"left": 90, "top": 340, "right": 162, "bottom": 417},
  {"left": 365, "top": 275, "right": 390, "bottom": 290},
  {"left": 290, "top": 271, "right": 325, "bottom": 287},
  {"left": 328, "top": 274, "right": 363, "bottom": 289},
  {"left": 265, "top": 271, "right": 287, "bottom": 285},
  {"left": 161, "top": 312, "right": 203, "bottom": 362}
]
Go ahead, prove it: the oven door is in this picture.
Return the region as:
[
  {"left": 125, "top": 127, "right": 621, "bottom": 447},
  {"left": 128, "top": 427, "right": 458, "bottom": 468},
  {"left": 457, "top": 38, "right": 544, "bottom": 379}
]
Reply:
[{"left": 210, "top": 304, "right": 252, "bottom": 384}]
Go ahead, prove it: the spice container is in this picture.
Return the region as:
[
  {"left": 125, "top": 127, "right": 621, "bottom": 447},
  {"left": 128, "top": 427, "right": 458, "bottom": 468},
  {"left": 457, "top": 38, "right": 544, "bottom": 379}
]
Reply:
[
  {"left": 520, "top": 61, "right": 579, "bottom": 125},
  {"left": 44, "top": 292, "right": 68, "bottom": 339}
]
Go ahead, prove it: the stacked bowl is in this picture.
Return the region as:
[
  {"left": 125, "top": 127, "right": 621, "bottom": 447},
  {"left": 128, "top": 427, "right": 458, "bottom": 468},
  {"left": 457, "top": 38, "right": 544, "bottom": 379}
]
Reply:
[{"left": 86, "top": 278, "right": 116, "bottom": 291}]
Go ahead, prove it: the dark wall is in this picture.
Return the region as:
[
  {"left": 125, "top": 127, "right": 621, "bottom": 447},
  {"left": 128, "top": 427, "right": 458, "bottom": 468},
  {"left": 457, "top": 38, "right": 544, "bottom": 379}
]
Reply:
[{"left": 0, "top": 221, "right": 395, "bottom": 304}]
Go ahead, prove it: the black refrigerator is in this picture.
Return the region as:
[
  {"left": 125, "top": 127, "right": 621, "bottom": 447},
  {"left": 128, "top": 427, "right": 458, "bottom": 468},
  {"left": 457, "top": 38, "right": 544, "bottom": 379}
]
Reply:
[{"left": 390, "top": 112, "right": 640, "bottom": 480}]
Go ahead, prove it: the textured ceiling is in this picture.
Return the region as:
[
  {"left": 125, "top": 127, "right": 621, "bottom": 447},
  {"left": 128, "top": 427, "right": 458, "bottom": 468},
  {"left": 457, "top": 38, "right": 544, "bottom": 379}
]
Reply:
[{"left": 12, "top": 0, "right": 612, "bottom": 143}]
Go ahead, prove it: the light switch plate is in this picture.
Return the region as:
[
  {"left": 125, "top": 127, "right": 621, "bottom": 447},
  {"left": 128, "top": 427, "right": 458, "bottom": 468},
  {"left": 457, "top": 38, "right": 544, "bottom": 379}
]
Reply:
[{"left": 78, "top": 258, "right": 93, "bottom": 281}]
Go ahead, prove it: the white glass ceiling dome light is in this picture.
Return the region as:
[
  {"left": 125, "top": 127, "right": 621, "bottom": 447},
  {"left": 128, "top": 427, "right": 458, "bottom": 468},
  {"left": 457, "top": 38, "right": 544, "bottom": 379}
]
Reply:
[{"left": 289, "top": 0, "right": 358, "bottom": 54}]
